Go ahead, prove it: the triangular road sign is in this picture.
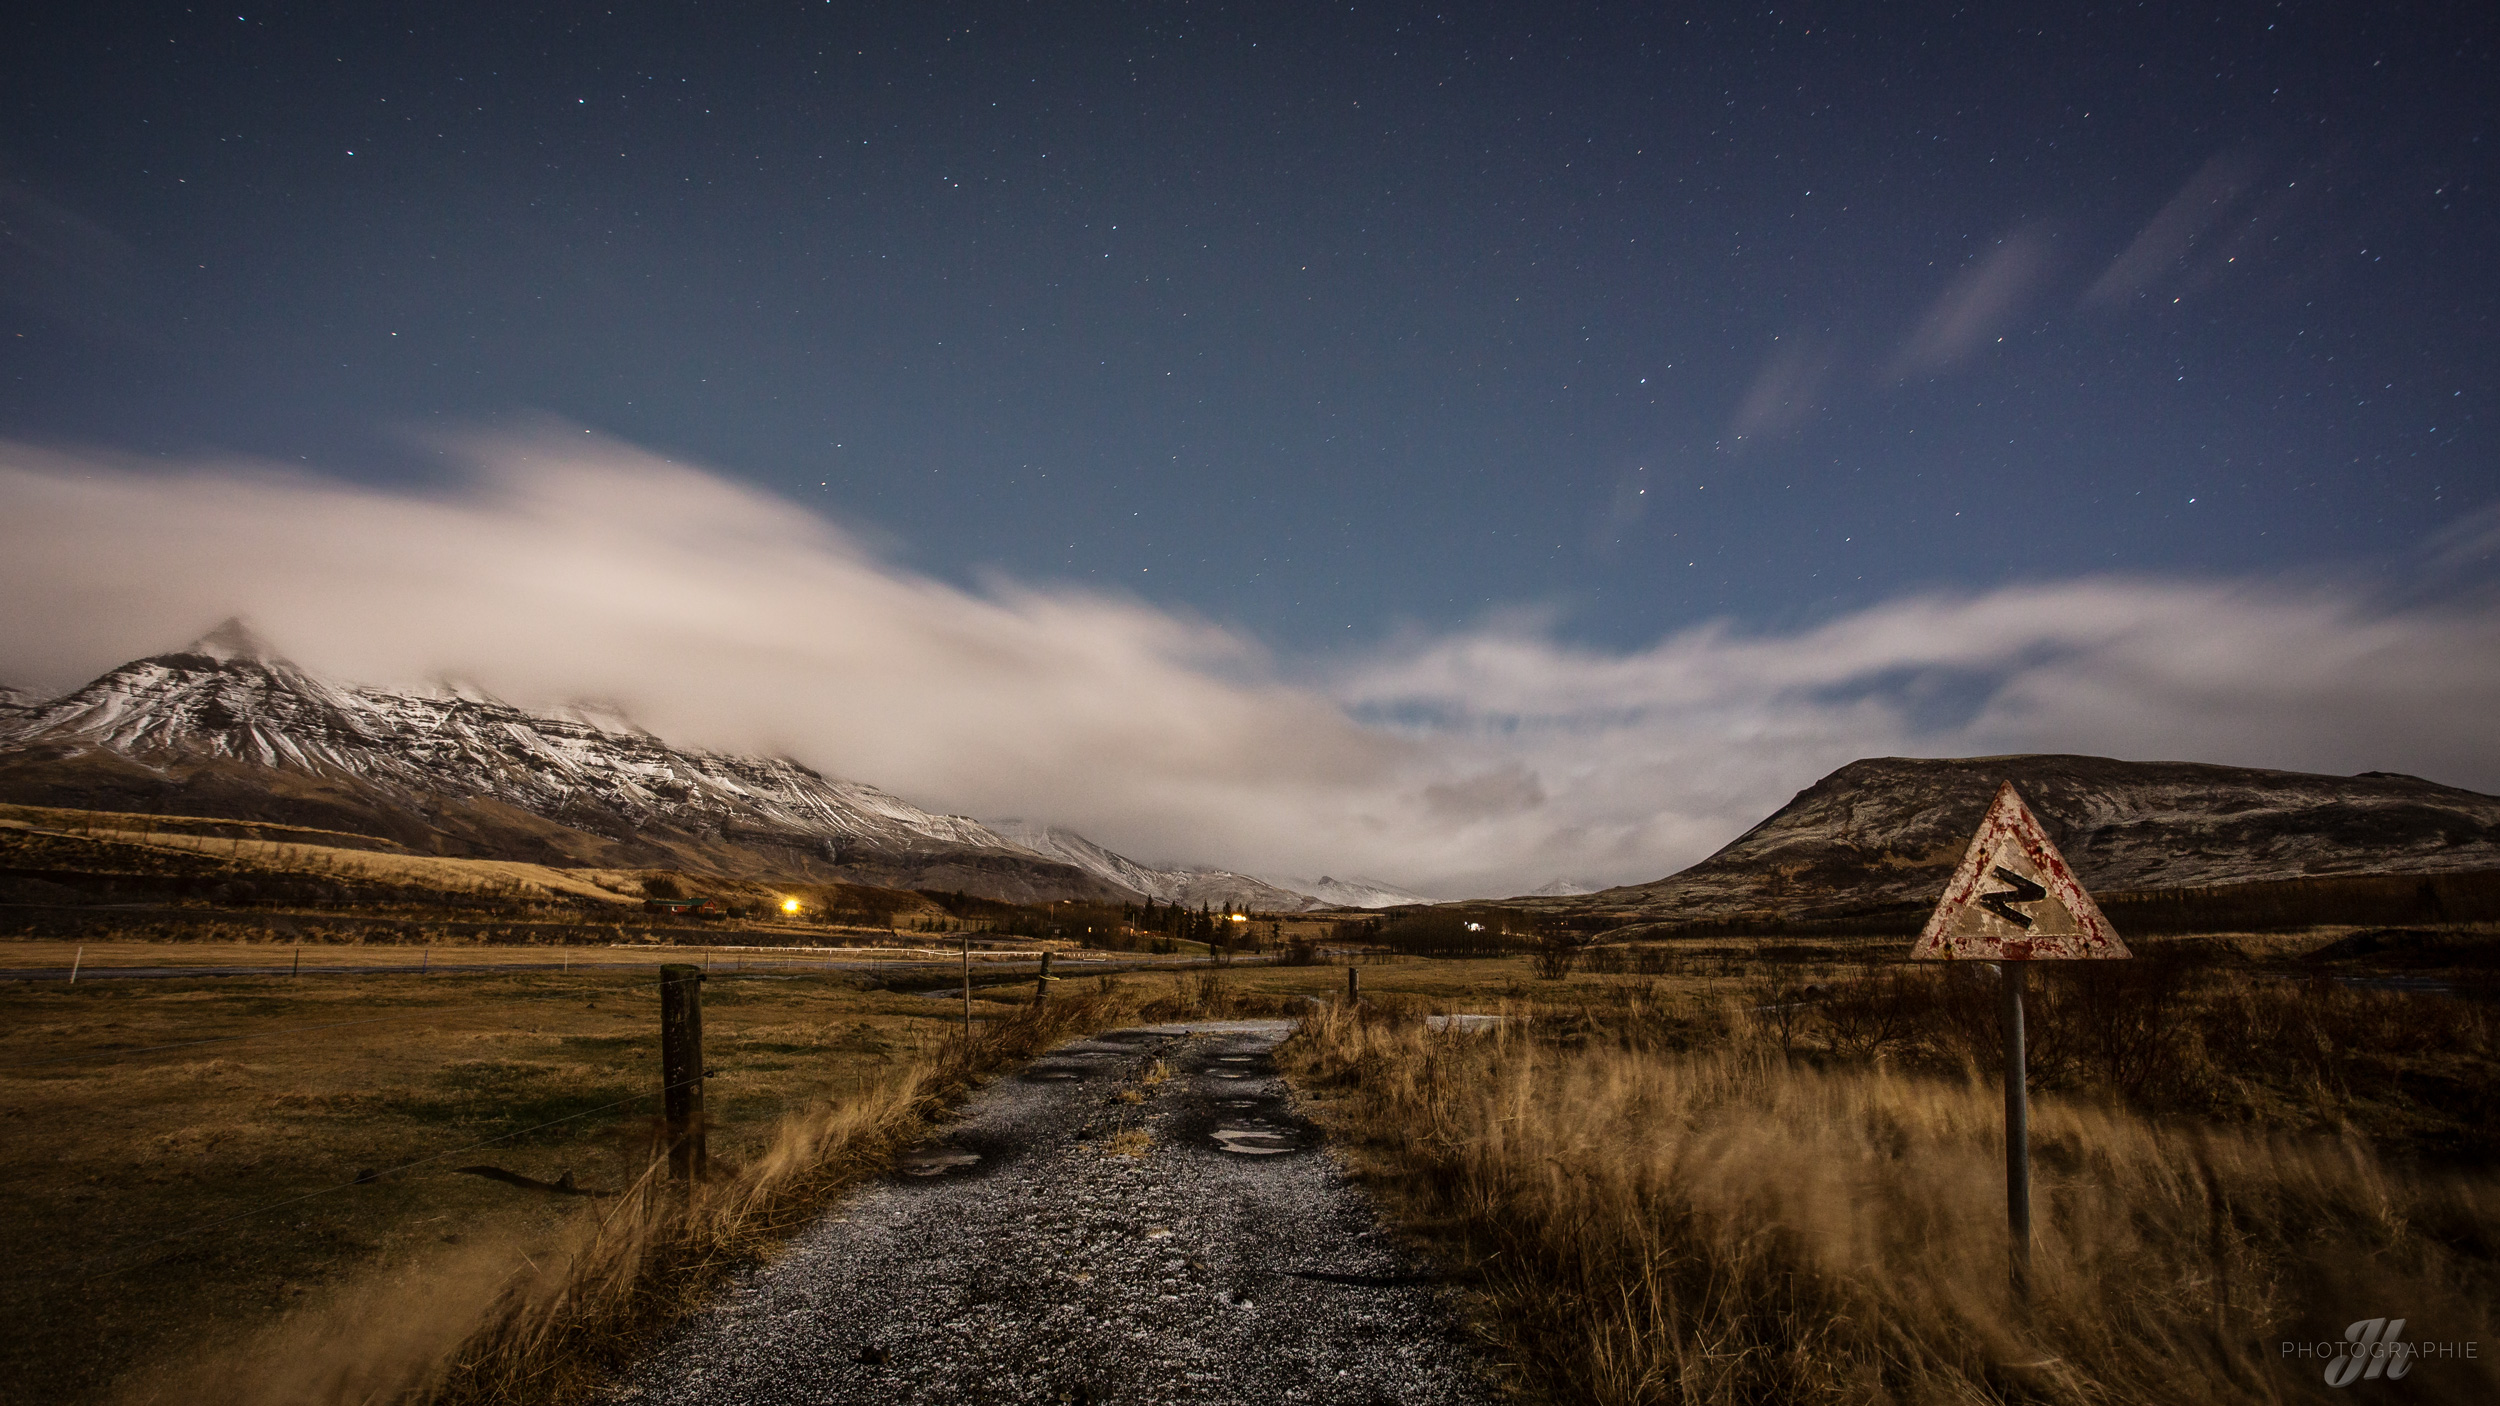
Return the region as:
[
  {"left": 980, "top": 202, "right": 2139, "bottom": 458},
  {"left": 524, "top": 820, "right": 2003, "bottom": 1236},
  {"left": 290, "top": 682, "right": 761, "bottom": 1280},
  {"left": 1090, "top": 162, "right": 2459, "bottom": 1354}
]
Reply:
[{"left": 1912, "top": 782, "right": 2130, "bottom": 961}]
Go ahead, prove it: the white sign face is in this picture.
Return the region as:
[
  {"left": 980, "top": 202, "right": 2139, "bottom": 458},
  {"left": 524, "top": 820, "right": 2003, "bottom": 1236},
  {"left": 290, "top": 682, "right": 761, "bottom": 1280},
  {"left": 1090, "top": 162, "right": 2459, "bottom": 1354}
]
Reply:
[{"left": 1911, "top": 782, "right": 2129, "bottom": 961}]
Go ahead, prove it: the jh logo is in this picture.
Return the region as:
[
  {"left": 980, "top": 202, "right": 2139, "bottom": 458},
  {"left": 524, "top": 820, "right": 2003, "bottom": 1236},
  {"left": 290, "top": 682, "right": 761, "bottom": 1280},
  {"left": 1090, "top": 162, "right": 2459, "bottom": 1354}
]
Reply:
[{"left": 2327, "top": 1318, "right": 2412, "bottom": 1387}]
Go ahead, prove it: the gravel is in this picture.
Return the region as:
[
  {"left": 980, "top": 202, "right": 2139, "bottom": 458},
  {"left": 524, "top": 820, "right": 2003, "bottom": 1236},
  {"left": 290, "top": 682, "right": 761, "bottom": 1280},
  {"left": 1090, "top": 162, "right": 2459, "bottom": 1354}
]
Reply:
[{"left": 607, "top": 1018, "right": 1499, "bottom": 1405}]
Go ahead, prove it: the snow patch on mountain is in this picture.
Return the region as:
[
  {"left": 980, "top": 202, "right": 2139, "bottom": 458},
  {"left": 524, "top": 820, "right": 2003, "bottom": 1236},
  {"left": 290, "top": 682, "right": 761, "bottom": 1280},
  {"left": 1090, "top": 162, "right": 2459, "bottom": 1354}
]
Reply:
[
  {"left": 2, "top": 623, "right": 1362, "bottom": 905},
  {"left": 3, "top": 622, "right": 1027, "bottom": 858},
  {"left": 1272, "top": 874, "right": 1433, "bottom": 909},
  {"left": 1522, "top": 878, "right": 1602, "bottom": 897},
  {"left": 985, "top": 819, "right": 1321, "bottom": 911}
]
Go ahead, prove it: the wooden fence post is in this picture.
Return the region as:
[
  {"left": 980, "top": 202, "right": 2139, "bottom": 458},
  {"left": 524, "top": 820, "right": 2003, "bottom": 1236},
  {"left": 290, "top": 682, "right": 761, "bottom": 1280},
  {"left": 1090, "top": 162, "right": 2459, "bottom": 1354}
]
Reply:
[
  {"left": 69, "top": 946, "right": 83, "bottom": 985},
  {"left": 1034, "top": 948, "right": 1054, "bottom": 1005},
  {"left": 1347, "top": 964, "right": 1359, "bottom": 1002},
  {"left": 660, "top": 963, "right": 707, "bottom": 1181},
  {"left": 961, "top": 934, "right": 972, "bottom": 1041}
]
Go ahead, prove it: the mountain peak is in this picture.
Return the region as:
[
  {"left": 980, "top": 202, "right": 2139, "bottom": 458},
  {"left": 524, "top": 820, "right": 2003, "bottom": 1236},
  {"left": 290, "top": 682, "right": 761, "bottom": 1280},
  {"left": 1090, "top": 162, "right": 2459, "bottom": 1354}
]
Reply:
[{"left": 186, "top": 617, "right": 285, "bottom": 664}]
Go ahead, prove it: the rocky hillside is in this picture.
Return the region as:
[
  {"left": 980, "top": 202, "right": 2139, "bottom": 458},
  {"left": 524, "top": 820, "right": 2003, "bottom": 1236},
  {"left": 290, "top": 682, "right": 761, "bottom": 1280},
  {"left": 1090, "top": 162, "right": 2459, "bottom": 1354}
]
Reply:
[
  {"left": 1518, "top": 754, "right": 2500, "bottom": 931},
  {"left": 0, "top": 622, "right": 1141, "bottom": 902}
]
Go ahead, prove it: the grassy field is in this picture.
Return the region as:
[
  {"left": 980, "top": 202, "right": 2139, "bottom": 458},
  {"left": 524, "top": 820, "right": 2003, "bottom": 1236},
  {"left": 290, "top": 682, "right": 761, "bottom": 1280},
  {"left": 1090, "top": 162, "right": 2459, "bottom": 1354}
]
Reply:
[
  {"left": 10, "top": 924, "right": 2494, "bottom": 1405},
  {"left": 1278, "top": 935, "right": 2500, "bottom": 1406},
  {"left": 0, "top": 937, "right": 1137, "bottom": 974},
  {"left": 0, "top": 943, "right": 1501, "bottom": 1405},
  {"left": 0, "top": 959, "right": 1021, "bottom": 1404},
  {"left": 2, "top": 808, "right": 645, "bottom": 904}
]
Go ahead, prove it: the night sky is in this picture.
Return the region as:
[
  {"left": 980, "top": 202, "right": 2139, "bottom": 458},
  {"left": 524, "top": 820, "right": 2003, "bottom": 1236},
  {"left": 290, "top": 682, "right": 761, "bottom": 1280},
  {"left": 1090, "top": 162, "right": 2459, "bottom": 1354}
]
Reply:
[{"left": 3, "top": 4, "right": 2496, "bottom": 892}]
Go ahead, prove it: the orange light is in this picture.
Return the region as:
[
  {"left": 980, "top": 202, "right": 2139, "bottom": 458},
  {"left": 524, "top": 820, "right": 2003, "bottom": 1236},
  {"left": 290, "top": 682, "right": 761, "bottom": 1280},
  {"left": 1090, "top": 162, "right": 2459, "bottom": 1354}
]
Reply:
[{"left": 781, "top": 898, "right": 802, "bottom": 915}]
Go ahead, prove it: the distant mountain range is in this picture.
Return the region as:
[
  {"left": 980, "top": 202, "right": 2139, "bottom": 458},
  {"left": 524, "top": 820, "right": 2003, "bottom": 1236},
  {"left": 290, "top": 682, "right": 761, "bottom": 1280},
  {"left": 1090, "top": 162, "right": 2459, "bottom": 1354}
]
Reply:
[
  {"left": 1511, "top": 753, "right": 2500, "bottom": 931},
  {"left": 1277, "top": 874, "right": 1435, "bottom": 909},
  {"left": 980, "top": 819, "right": 1326, "bottom": 912},
  {"left": 0, "top": 622, "right": 1413, "bottom": 908}
]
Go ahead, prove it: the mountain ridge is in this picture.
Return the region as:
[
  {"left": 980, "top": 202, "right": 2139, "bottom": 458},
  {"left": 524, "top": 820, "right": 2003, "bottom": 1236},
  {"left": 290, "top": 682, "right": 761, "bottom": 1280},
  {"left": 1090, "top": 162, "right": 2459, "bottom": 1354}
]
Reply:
[
  {"left": 980, "top": 819, "right": 1326, "bottom": 912},
  {"left": 0, "top": 624, "right": 1174, "bottom": 903},
  {"left": 1508, "top": 753, "right": 2500, "bottom": 928}
]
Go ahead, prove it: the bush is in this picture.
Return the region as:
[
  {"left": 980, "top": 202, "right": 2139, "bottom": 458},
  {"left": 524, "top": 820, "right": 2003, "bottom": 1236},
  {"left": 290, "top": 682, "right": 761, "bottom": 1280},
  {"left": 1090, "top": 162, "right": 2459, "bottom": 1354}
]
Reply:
[{"left": 1529, "top": 930, "right": 1582, "bottom": 980}]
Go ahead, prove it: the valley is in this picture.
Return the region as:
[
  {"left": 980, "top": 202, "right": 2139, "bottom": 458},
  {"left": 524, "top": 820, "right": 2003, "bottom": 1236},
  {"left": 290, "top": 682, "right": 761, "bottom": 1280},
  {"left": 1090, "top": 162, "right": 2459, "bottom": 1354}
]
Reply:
[{"left": 7, "top": 629, "right": 2498, "bottom": 1405}]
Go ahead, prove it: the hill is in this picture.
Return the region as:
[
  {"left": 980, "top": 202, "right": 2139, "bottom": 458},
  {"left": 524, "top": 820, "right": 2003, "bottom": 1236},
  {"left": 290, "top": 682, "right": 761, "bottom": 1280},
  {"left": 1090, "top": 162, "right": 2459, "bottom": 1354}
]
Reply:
[{"left": 1515, "top": 754, "right": 2500, "bottom": 934}]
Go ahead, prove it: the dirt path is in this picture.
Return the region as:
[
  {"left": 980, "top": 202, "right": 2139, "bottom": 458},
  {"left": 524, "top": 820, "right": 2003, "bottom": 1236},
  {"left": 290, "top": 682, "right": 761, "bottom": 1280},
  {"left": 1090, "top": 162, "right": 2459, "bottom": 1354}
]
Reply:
[{"left": 610, "top": 1018, "right": 1497, "bottom": 1406}]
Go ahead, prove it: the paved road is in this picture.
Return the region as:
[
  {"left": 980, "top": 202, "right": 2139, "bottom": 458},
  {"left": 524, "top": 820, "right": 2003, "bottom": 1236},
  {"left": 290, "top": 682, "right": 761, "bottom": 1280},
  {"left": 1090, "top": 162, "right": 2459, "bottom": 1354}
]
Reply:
[{"left": 609, "top": 1019, "right": 1497, "bottom": 1406}]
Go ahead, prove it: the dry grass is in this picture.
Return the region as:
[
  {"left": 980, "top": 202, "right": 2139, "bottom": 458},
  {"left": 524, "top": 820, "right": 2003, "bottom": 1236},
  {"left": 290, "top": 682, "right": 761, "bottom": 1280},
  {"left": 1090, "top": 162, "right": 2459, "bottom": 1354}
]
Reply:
[
  {"left": 21, "top": 949, "right": 1323, "bottom": 1406},
  {"left": 0, "top": 962, "right": 1042, "bottom": 1406},
  {"left": 95, "top": 983, "right": 1158, "bottom": 1406},
  {"left": 0, "top": 937, "right": 1060, "bottom": 975},
  {"left": 1101, "top": 1128, "right": 1154, "bottom": 1159},
  {"left": 1282, "top": 1001, "right": 2500, "bottom": 1405},
  {"left": 1, "top": 814, "right": 644, "bottom": 903}
]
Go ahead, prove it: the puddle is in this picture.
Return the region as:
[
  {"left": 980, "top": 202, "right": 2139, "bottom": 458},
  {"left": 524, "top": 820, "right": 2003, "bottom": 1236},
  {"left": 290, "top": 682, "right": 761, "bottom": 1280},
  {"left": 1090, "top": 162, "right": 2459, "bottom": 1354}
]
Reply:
[
  {"left": 1220, "top": 1099, "right": 1259, "bottom": 1109},
  {"left": 1218, "top": 1056, "right": 1254, "bottom": 1063},
  {"left": 1212, "top": 1125, "right": 1297, "bottom": 1156},
  {"left": 1424, "top": 1013, "right": 1504, "bottom": 1032},
  {"left": 1027, "top": 1071, "right": 1082, "bottom": 1081},
  {"left": 1209, "top": 1072, "right": 1250, "bottom": 1080},
  {"left": 900, "top": 1147, "right": 982, "bottom": 1176}
]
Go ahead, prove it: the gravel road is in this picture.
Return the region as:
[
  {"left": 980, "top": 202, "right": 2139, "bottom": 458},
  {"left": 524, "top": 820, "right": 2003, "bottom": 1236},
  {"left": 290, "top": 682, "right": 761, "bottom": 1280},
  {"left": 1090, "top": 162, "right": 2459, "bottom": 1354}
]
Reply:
[{"left": 609, "top": 1018, "right": 1499, "bottom": 1406}]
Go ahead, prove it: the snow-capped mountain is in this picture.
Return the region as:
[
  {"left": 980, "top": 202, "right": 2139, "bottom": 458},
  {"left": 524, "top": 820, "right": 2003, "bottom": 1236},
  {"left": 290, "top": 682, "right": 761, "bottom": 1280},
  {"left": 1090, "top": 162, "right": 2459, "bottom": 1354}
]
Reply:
[
  {"left": 985, "top": 819, "right": 1323, "bottom": 912},
  {"left": 1272, "top": 874, "right": 1434, "bottom": 910},
  {"left": 1522, "top": 878, "right": 1601, "bottom": 898},
  {"left": 0, "top": 622, "right": 1140, "bottom": 900}
]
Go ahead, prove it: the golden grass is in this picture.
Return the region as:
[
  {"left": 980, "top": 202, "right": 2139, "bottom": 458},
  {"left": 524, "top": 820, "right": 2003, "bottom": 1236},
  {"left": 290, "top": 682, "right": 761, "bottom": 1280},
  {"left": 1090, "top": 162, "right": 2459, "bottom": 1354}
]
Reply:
[
  {"left": 5, "top": 942, "right": 1358, "bottom": 1406},
  {"left": 1282, "top": 1002, "right": 2500, "bottom": 1404},
  {"left": 1, "top": 937, "right": 1083, "bottom": 975},
  {"left": 0, "top": 817, "right": 646, "bottom": 904},
  {"left": 0, "top": 803, "right": 408, "bottom": 850},
  {"left": 0, "top": 963, "right": 1029, "bottom": 1406},
  {"left": 132, "top": 975, "right": 1293, "bottom": 1406}
]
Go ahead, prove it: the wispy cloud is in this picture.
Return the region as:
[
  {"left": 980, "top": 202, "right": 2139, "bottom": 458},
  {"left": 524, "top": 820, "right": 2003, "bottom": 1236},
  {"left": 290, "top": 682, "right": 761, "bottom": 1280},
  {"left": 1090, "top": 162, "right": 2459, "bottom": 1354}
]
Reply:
[
  {"left": 1728, "top": 336, "right": 1835, "bottom": 442},
  {"left": 3, "top": 431, "right": 2494, "bottom": 898},
  {"left": 1886, "top": 230, "right": 2053, "bottom": 379},
  {"left": 2084, "top": 153, "right": 2261, "bottom": 308}
]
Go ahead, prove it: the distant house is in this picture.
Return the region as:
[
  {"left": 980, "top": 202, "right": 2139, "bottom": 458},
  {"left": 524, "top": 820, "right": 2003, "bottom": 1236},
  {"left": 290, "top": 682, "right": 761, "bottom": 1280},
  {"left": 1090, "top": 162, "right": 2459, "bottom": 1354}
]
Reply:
[{"left": 643, "top": 897, "right": 721, "bottom": 916}]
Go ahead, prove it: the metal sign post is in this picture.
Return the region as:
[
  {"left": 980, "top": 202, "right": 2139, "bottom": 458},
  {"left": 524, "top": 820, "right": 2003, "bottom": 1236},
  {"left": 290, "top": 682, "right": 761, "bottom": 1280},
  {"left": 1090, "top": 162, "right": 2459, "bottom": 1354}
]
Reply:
[
  {"left": 1912, "top": 782, "right": 2129, "bottom": 1294},
  {"left": 1999, "top": 961, "right": 2030, "bottom": 1287}
]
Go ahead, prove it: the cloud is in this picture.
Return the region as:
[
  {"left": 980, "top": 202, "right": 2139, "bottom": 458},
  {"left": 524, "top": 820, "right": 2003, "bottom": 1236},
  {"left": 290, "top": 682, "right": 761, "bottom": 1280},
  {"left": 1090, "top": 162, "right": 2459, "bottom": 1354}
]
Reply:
[
  {"left": 2427, "top": 501, "right": 2500, "bottom": 575},
  {"left": 1728, "top": 336, "right": 1835, "bottom": 442},
  {"left": 1886, "top": 230, "right": 2052, "bottom": 380},
  {"left": 2083, "top": 153, "right": 2260, "bottom": 308},
  {"left": 3, "top": 431, "right": 2495, "bottom": 899}
]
